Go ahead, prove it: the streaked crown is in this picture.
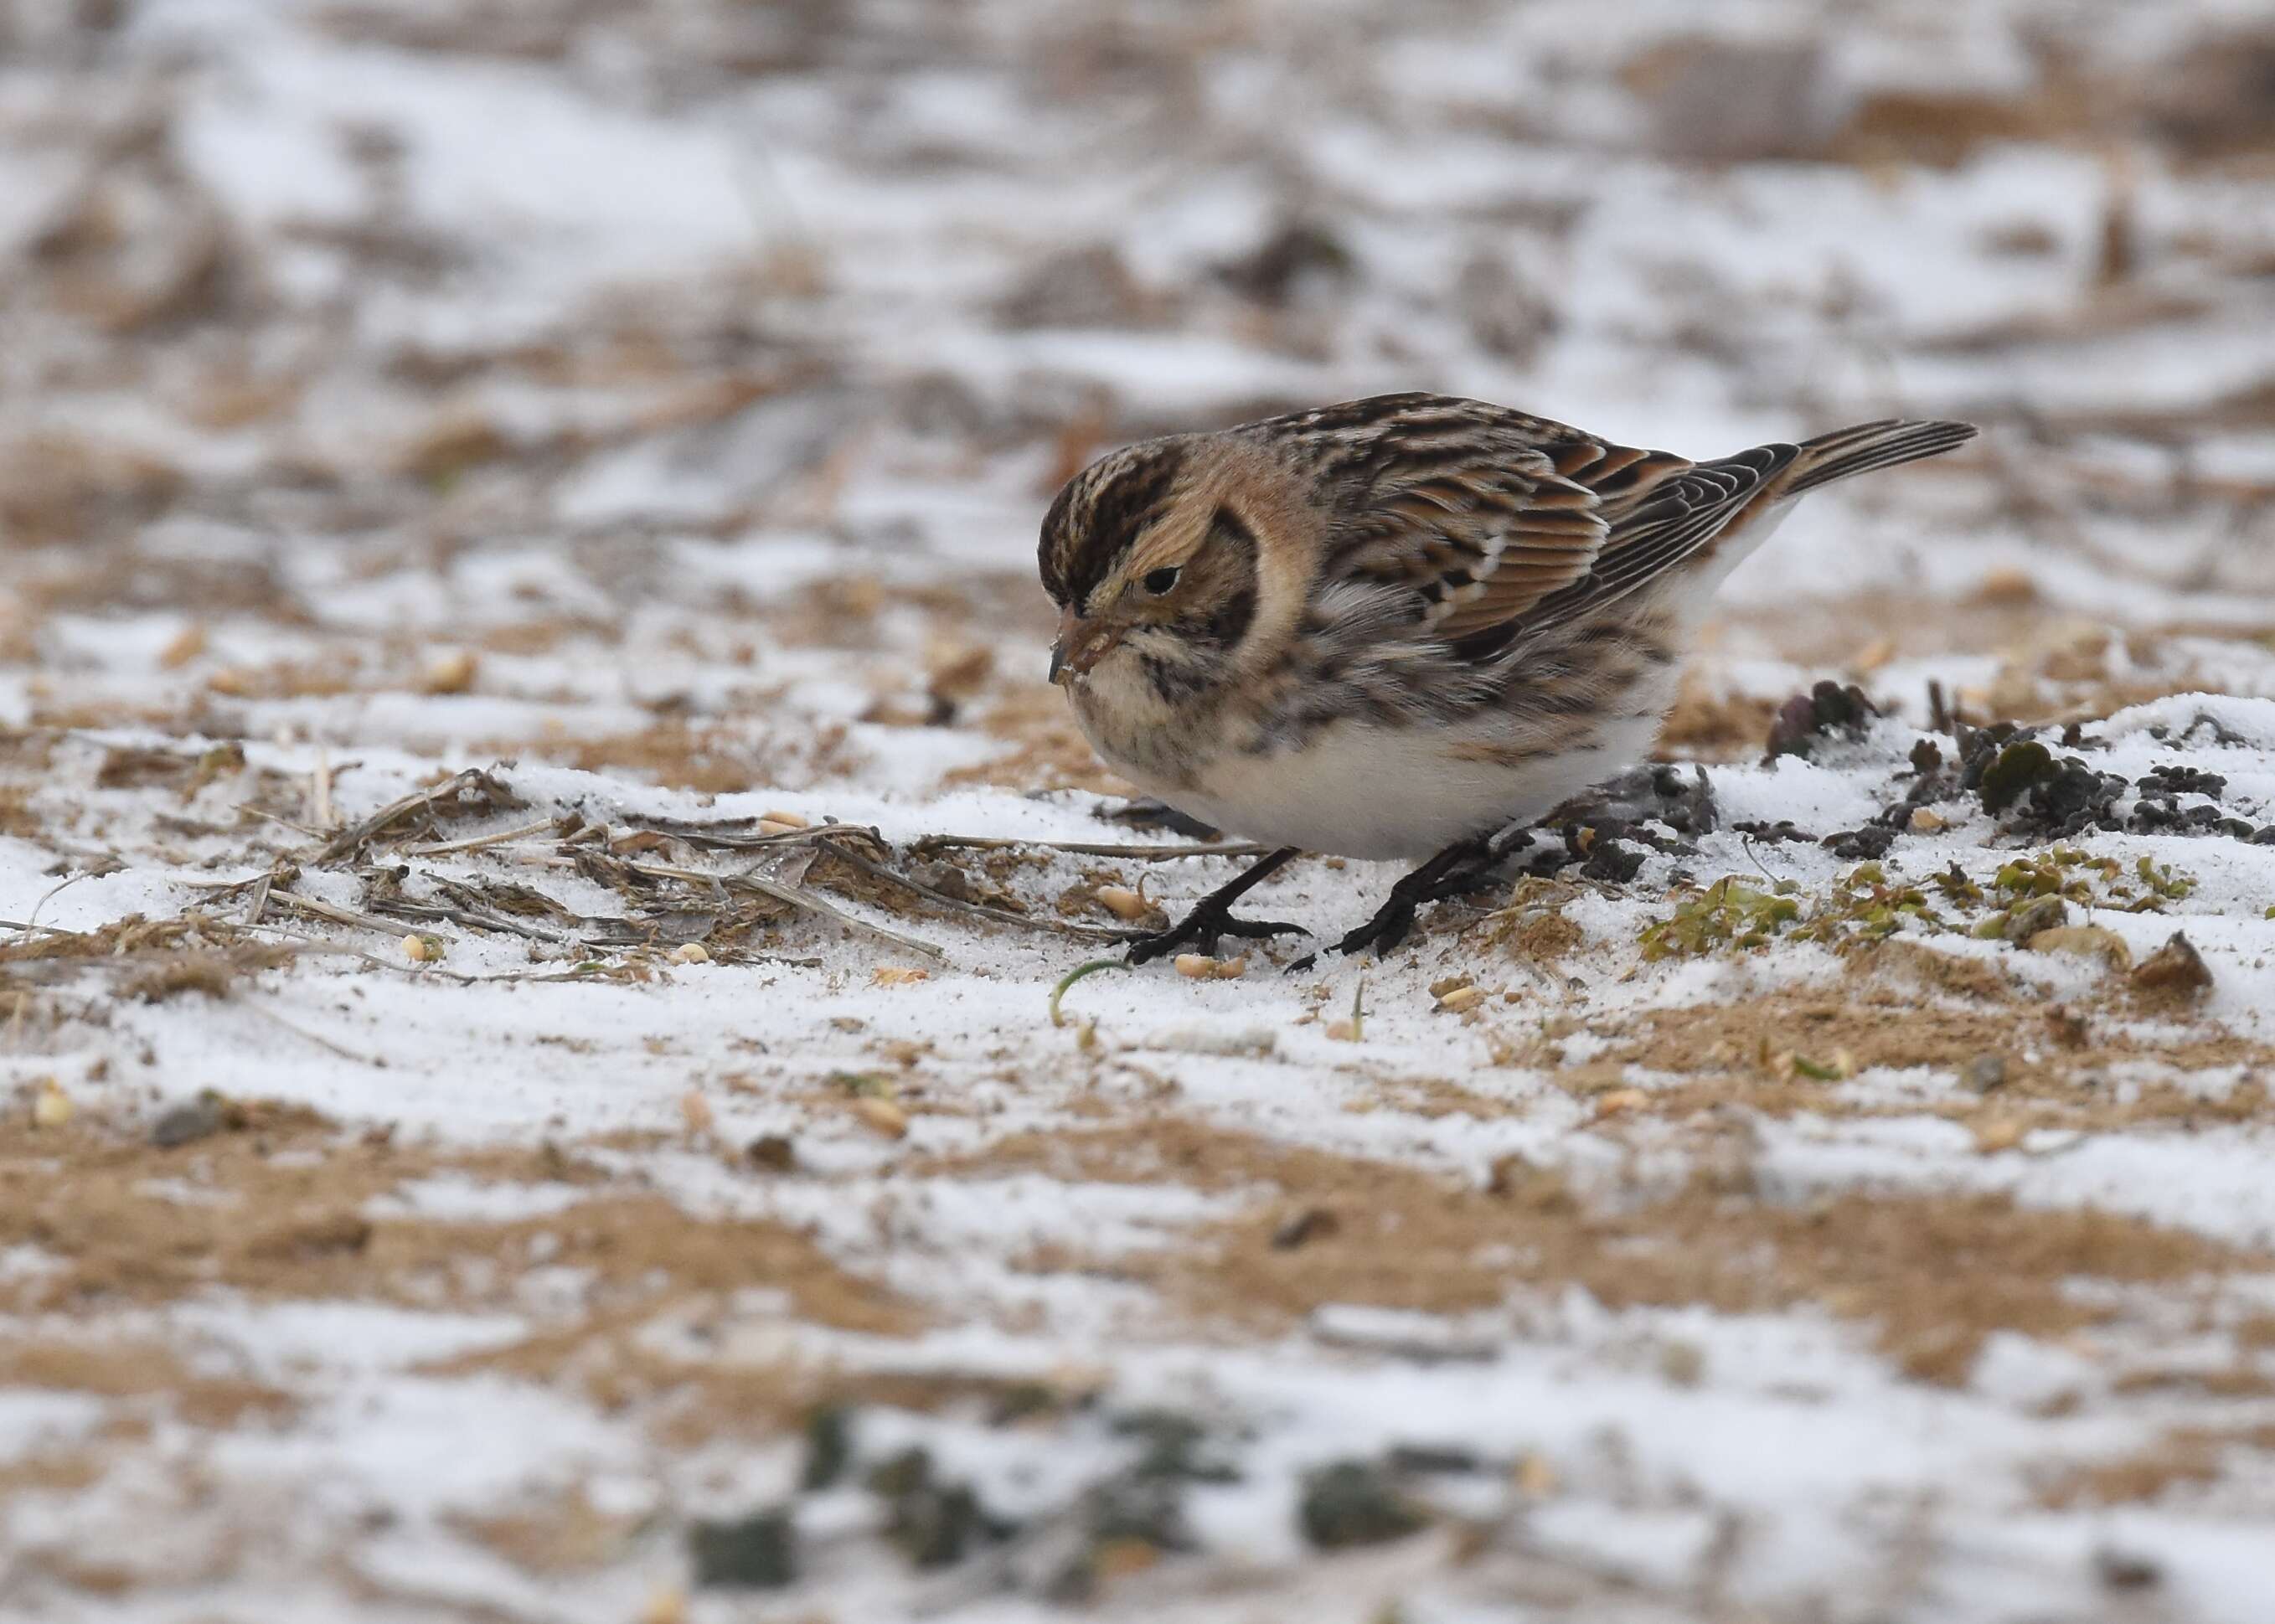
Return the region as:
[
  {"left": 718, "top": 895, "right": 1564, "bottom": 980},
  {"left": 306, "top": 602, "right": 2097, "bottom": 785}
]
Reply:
[{"left": 1037, "top": 440, "right": 1189, "bottom": 611}]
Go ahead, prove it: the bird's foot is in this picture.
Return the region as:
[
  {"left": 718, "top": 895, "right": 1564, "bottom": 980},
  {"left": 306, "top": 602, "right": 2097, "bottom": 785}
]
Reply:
[
  {"left": 1126, "top": 903, "right": 1307, "bottom": 965},
  {"left": 1288, "top": 835, "right": 1510, "bottom": 970}
]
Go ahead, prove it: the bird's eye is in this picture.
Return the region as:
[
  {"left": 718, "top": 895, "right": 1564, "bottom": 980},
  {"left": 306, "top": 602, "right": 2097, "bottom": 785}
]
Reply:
[{"left": 1142, "top": 567, "right": 1180, "bottom": 595}]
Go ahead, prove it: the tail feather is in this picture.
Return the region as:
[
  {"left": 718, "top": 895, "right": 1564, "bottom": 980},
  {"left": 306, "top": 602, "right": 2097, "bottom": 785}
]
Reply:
[{"left": 1782, "top": 418, "right": 1977, "bottom": 497}]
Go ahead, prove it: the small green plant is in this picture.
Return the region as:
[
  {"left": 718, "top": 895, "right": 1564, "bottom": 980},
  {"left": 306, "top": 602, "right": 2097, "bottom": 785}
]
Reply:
[
  {"left": 1638, "top": 849, "right": 2198, "bottom": 962},
  {"left": 1638, "top": 876, "right": 1803, "bottom": 960}
]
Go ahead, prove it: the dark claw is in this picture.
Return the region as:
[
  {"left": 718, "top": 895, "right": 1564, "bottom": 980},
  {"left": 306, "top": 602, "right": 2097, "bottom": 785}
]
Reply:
[
  {"left": 1329, "top": 897, "right": 1419, "bottom": 960},
  {"left": 1220, "top": 915, "right": 1306, "bottom": 941},
  {"left": 1317, "top": 833, "right": 1510, "bottom": 962},
  {"left": 1126, "top": 910, "right": 1306, "bottom": 965}
]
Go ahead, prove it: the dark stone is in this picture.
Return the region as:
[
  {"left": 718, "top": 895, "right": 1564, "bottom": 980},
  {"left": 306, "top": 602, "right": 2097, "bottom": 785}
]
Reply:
[
  {"left": 1823, "top": 825, "right": 1898, "bottom": 861},
  {"left": 1578, "top": 838, "right": 1646, "bottom": 884},
  {"left": 1271, "top": 1207, "right": 1339, "bottom": 1250},
  {"left": 151, "top": 1093, "right": 232, "bottom": 1148},
  {"left": 1731, "top": 819, "right": 1812, "bottom": 843},
  {"left": 1213, "top": 219, "right": 1355, "bottom": 307},
  {"left": 1386, "top": 1443, "right": 1481, "bottom": 1475},
  {"left": 801, "top": 1405, "right": 852, "bottom": 1491},
  {"left": 1298, "top": 1460, "right": 1429, "bottom": 1549},
  {"left": 745, "top": 1133, "right": 797, "bottom": 1173},
  {"left": 1109, "top": 1409, "right": 1239, "bottom": 1484},
  {"left": 689, "top": 1509, "right": 797, "bottom": 1589},
  {"left": 865, "top": 1447, "right": 1012, "bottom": 1570}
]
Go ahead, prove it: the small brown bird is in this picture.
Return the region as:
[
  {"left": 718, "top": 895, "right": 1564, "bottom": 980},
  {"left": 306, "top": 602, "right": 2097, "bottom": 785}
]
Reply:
[{"left": 1038, "top": 392, "right": 1974, "bottom": 962}]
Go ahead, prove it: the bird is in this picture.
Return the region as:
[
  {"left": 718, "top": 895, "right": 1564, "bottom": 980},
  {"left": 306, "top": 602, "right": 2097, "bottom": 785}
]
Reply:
[{"left": 1036, "top": 391, "right": 1976, "bottom": 964}]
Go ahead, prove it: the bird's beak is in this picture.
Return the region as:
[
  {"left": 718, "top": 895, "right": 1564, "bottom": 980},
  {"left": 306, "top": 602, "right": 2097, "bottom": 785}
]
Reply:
[{"left": 1050, "top": 606, "right": 1123, "bottom": 687}]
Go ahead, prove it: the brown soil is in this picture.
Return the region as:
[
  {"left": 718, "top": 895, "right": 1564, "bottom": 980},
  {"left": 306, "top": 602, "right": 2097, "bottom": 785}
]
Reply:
[{"left": 933, "top": 1116, "right": 2257, "bottom": 1387}]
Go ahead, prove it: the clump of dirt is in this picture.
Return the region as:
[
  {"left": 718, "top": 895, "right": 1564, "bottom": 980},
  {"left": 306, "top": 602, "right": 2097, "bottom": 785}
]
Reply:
[{"left": 1766, "top": 680, "right": 1879, "bottom": 761}]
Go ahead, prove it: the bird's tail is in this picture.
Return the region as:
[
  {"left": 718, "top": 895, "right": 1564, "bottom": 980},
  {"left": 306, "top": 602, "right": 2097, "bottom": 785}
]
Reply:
[{"left": 1781, "top": 418, "right": 1978, "bottom": 497}]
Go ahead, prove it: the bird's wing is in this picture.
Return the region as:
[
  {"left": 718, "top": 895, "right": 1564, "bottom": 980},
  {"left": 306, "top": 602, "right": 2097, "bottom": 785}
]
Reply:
[
  {"left": 1320, "top": 396, "right": 1794, "bottom": 660},
  {"left": 1316, "top": 398, "right": 1614, "bottom": 637}
]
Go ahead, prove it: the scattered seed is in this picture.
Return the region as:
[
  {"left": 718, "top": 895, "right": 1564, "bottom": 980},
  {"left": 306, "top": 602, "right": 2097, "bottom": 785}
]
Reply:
[
  {"left": 159, "top": 621, "right": 209, "bottom": 668},
  {"left": 419, "top": 649, "right": 480, "bottom": 695},
  {"left": 30, "top": 1078, "right": 71, "bottom": 1129},
  {"left": 1094, "top": 885, "right": 1151, "bottom": 921},
  {"left": 1909, "top": 807, "right": 1948, "bottom": 833},
  {"left": 1658, "top": 1343, "right": 1705, "bottom": 1387},
  {"left": 854, "top": 1097, "right": 909, "bottom": 1139},
  {"left": 1213, "top": 956, "right": 1246, "bottom": 980},
  {"left": 1971, "top": 565, "right": 2038, "bottom": 606},
  {"left": 1593, "top": 1087, "right": 1647, "bottom": 1118},
  {"left": 1515, "top": 1452, "right": 1560, "bottom": 1498},
  {"left": 1973, "top": 1116, "right": 2026, "bottom": 1155},
  {"left": 152, "top": 1092, "right": 232, "bottom": 1147},
  {"left": 680, "top": 1090, "right": 714, "bottom": 1136},
  {"left": 402, "top": 933, "right": 442, "bottom": 962},
  {"left": 1435, "top": 985, "right": 1486, "bottom": 1013},
  {"left": 1173, "top": 954, "right": 1217, "bottom": 978},
  {"left": 671, "top": 941, "right": 711, "bottom": 964},
  {"left": 760, "top": 809, "right": 810, "bottom": 830},
  {"left": 873, "top": 966, "right": 930, "bottom": 987}
]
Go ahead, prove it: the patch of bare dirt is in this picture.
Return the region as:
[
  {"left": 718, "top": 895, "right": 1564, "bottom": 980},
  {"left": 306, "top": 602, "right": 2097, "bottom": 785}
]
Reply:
[{"left": 936, "top": 1117, "right": 2257, "bottom": 1386}]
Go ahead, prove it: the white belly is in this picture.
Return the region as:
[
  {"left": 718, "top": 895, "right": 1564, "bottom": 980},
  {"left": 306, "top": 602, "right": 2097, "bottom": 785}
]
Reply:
[{"left": 1151, "top": 709, "right": 1665, "bottom": 860}]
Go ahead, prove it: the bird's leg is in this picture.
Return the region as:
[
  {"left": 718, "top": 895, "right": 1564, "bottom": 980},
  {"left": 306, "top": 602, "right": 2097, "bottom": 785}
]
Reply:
[
  {"left": 1125, "top": 846, "right": 1307, "bottom": 964},
  {"left": 1318, "top": 827, "right": 1529, "bottom": 962}
]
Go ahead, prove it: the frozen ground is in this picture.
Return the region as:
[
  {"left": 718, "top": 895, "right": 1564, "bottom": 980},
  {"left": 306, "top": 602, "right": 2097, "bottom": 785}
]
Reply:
[{"left": 5, "top": 1, "right": 2275, "bottom": 1620}]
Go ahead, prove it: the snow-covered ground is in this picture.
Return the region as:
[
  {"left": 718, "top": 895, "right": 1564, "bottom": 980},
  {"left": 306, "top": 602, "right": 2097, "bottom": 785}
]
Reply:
[{"left": 6, "top": 2, "right": 2275, "bottom": 1619}]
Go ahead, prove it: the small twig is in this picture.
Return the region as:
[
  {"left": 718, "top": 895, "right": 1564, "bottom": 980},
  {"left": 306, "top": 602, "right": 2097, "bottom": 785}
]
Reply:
[
  {"left": 23, "top": 871, "right": 88, "bottom": 936},
  {"left": 605, "top": 853, "right": 946, "bottom": 962},
  {"left": 726, "top": 864, "right": 949, "bottom": 964},
  {"left": 400, "top": 817, "right": 561, "bottom": 858},
  {"left": 912, "top": 834, "right": 1275, "bottom": 861},
  {"left": 235, "top": 803, "right": 324, "bottom": 838},
  {"left": 814, "top": 832, "right": 1143, "bottom": 943},
  {"left": 243, "top": 871, "right": 274, "bottom": 928},
  {"left": 312, "top": 750, "right": 336, "bottom": 833},
  {"left": 362, "top": 893, "right": 575, "bottom": 946},
  {"left": 266, "top": 890, "right": 426, "bottom": 939},
  {"left": 242, "top": 998, "right": 383, "bottom": 1066},
  {"left": 312, "top": 766, "right": 516, "bottom": 864}
]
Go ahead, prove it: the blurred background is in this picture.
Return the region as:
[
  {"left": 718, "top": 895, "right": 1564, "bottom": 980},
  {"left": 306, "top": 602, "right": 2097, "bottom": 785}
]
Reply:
[{"left": 3, "top": 0, "right": 2273, "bottom": 781}]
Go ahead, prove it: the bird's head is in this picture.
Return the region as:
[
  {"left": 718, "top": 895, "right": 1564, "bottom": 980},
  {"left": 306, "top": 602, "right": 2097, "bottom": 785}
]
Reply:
[{"left": 1036, "top": 438, "right": 1266, "bottom": 702}]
